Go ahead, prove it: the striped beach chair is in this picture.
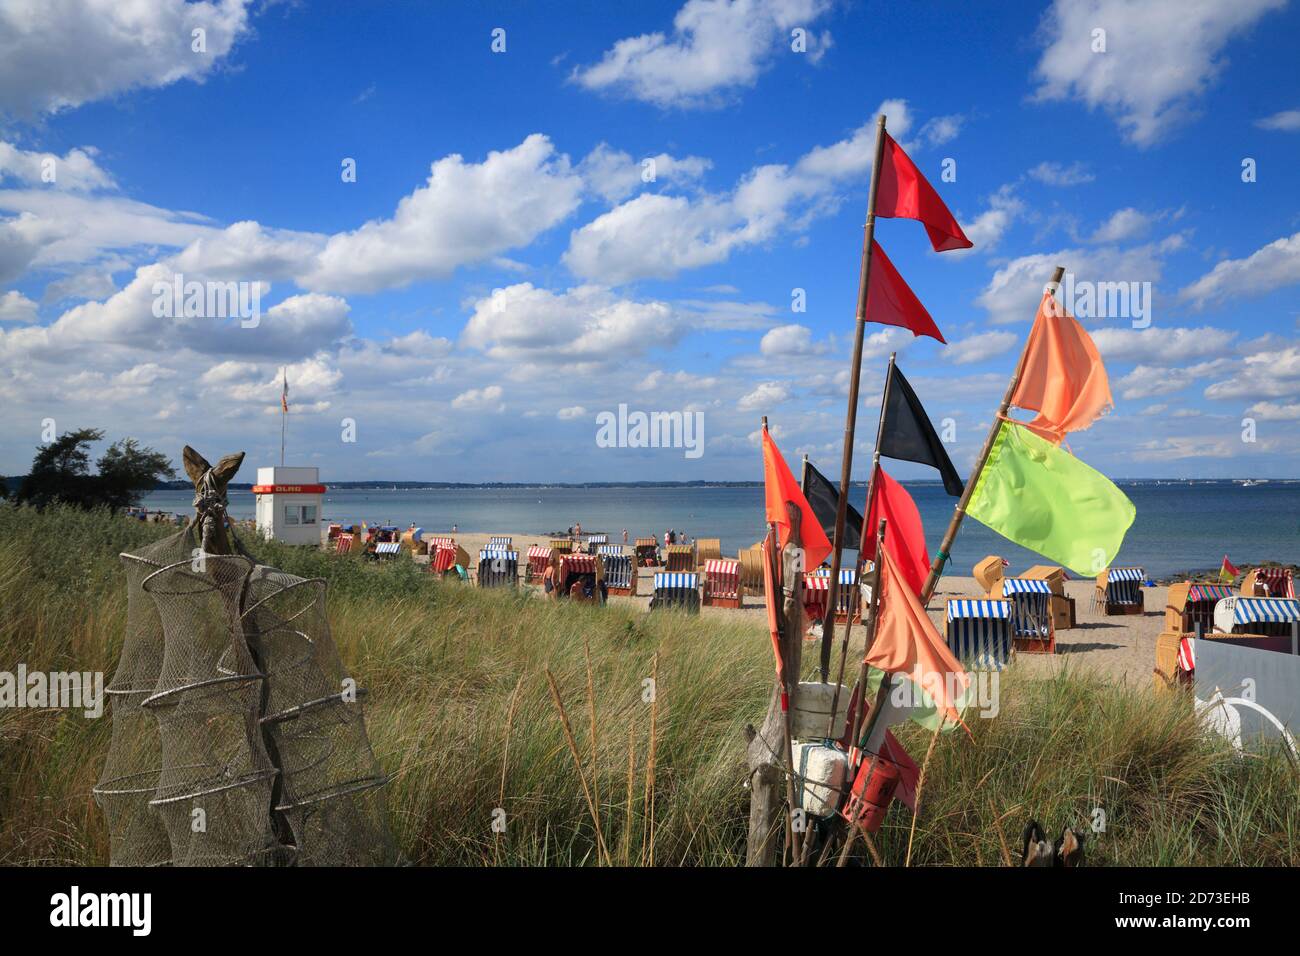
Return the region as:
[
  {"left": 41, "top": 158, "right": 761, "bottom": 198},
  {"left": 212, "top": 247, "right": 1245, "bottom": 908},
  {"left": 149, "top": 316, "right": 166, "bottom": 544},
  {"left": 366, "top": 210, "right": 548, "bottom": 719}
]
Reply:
[
  {"left": 634, "top": 537, "right": 660, "bottom": 567},
  {"left": 556, "top": 552, "right": 605, "bottom": 603},
  {"left": 1166, "top": 582, "right": 1235, "bottom": 634},
  {"left": 664, "top": 543, "right": 695, "bottom": 573},
  {"left": 373, "top": 541, "right": 402, "bottom": 560},
  {"left": 702, "top": 558, "right": 742, "bottom": 608},
  {"left": 1244, "top": 567, "right": 1295, "bottom": 599},
  {"left": 945, "top": 600, "right": 1013, "bottom": 670},
  {"left": 650, "top": 572, "right": 699, "bottom": 614},
  {"left": 477, "top": 549, "right": 519, "bottom": 588},
  {"left": 585, "top": 533, "right": 608, "bottom": 554},
  {"left": 525, "top": 545, "right": 553, "bottom": 582},
  {"left": 1215, "top": 596, "right": 1300, "bottom": 639},
  {"left": 335, "top": 533, "right": 355, "bottom": 555},
  {"left": 428, "top": 535, "right": 455, "bottom": 550},
  {"left": 488, "top": 535, "right": 512, "bottom": 551},
  {"left": 802, "top": 569, "right": 860, "bottom": 624},
  {"left": 1096, "top": 567, "right": 1145, "bottom": 615},
  {"left": 550, "top": 538, "right": 574, "bottom": 555},
  {"left": 601, "top": 547, "right": 637, "bottom": 597},
  {"left": 1002, "top": 578, "right": 1055, "bottom": 653},
  {"left": 327, "top": 523, "right": 342, "bottom": 541},
  {"left": 430, "top": 543, "right": 458, "bottom": 575}
]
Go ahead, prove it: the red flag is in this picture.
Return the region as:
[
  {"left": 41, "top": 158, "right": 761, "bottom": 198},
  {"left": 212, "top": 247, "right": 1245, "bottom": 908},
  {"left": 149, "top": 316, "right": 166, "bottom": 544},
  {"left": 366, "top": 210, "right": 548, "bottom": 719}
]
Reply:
[
  {"left": 866, "top": 240, "right": 946, "bottom": 343},
  {"left": 863, "top": 465, "right": 931, "bottom": 598},
  {"left": 1220, "top": 554, "right": 1240, "bottom": 582},
  {"left": 762, "top": 427, "right": 832, "bottom": 571},
  {"left": 880, "top": 730, "right": 920, "bottom": 812},
  {"left": 875, "top": 130, "right": 972, "bottom": 252},
  {"left": 864, "top": 545, "right": 969, "bottom": 725}
]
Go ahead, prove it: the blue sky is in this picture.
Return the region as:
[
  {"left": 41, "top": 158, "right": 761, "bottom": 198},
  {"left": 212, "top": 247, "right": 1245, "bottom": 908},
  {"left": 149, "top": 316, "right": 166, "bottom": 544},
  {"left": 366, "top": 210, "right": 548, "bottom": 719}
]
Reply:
[{"left": 1, "top": 0, "right": 1298, "bottom": 483}]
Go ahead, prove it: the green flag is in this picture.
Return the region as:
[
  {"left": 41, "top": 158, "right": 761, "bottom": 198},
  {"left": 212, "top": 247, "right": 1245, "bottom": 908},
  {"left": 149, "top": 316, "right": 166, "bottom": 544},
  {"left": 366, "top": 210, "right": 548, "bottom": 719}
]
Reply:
[{"left": 967, "top": 422, "right": 1135, "bottom": 576}]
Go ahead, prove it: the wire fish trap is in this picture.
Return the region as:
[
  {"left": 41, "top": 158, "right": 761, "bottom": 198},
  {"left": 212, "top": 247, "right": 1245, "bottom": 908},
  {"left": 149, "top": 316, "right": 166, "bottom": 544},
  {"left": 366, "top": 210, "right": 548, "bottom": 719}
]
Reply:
[{"left": 94, "top": 526, "right": 398, "bottom": 866}]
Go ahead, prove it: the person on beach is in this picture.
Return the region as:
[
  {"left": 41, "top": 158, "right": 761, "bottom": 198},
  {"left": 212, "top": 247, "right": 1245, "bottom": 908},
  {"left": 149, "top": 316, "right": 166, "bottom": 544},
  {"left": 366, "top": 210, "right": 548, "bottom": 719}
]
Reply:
[
  {"left": 542, "top": 563, "right": 557, "bottom": 600},
  {"left": 575, "top": 521, "right": 582, "bottom": 539},
  {"left": 622, "top": 529, "right": 628, "bottom": 545}
]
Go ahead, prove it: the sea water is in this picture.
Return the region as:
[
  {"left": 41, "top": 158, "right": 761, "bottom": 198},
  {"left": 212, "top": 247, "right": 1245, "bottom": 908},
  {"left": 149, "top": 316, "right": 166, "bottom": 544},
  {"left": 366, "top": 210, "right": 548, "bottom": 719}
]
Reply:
[{"left": 139, "top": 480, "right": 1299, "bottom": 578}]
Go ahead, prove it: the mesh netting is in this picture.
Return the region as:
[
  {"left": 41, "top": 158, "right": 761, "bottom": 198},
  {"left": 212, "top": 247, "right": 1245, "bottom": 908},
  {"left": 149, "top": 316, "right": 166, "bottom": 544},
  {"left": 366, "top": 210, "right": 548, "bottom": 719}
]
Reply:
[{"left": 94, "top": 527, "right": 398, "bottom": 866}]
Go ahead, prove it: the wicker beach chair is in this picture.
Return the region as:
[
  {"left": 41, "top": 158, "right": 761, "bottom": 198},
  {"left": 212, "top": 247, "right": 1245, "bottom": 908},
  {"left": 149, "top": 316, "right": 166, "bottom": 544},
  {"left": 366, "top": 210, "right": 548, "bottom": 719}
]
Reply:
[
  {"left": 599, "top": 546, "right": 636, "bottom": 596},
  {"left": 739, "top": 544, "right": 766, "bottom": 597},
  {"left": 664, "top": 543, "right": 695, "bottom": 573},
  {"left": 634, "top": 537, "right": 660, "bottom": 567},
  {"left": 695, "top": 537, "right": 722, "bottom": 571},
  {"left": 650, "top": 572, "right": 700, "bottom": 614},
  {"left": 1001, "top": 578, "right": 1055, "bottom": 653},
  {"left": 335, "top": 533, "right": 355, "bottom": 555},
  {"left": 701, "top": 558, "right": 742, "bottom": 608},
  {"left": 477, "top": 548, "right": 518, "bottom": 588},
  {"left": 1095, "top": 567, "right": 1144, "bottom": 614},
  {"left": 945, "top": 599, "right": 1013, "bottom": 670}
]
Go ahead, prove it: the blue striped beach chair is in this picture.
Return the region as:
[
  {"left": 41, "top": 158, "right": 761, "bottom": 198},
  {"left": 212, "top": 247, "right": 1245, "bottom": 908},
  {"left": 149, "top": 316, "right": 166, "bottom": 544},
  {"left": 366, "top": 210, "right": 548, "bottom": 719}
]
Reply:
[
  {"left": 945, "top": 599, "right": 1013, "bottom": 670},
  {"left": 651, "top": 572, "right": 699, "bottom": 613},
  {"left": 488, "top": 535, "right": 512, "bottom": 551},
  {"left": 1096, "top": 567, "right": 1144, "bottom": 614},
  {"left": 477, "top": 549, "right": 518, "bottom": 588},
  {"left": 373, "top": 541, "right": 401, "bottom": 560},
  {"left": 1002, "top": 577, "right": 1055, "bottom": 653},
  {"left": 1215, "top": 596, "right": 1300, "bottom": 639},
  {"left": 585, "top": 533, "right": 608, "bottom": 554},
  {"left": 601, "top": 546, "right": 637, "bottom": 596}
]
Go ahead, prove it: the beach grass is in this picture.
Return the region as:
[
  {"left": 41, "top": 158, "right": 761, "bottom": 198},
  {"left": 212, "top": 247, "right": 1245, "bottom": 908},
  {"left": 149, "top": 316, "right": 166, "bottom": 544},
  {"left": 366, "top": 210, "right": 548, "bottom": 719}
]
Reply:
[{"left": 1, "top": 502, "right": 1296, "bottom": 866}]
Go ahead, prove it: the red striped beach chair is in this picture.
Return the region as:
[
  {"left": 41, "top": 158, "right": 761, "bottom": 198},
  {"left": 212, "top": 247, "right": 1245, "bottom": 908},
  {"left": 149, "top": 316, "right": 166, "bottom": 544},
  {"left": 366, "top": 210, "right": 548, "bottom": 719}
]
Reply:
[
  {"left": 1244, "top": 567, "right": 1295, "bottom": 599},
  {"left": 335, "top": 533, "right": 355, "bottom": 555},
  {"left": 526, "top": 545, "right": 553, "bottom": 582},
  {"left": 702, "top": 558, "right": 742, "bottom": 608},
  {"left": 430, "top": 543, "right": 458, "bottom": 574},
  {"left": 556, "top": 552, "right": 605, "bottom": 603},
  {"left": 802, "top": 569, "right": 860, "bottom": 625}
]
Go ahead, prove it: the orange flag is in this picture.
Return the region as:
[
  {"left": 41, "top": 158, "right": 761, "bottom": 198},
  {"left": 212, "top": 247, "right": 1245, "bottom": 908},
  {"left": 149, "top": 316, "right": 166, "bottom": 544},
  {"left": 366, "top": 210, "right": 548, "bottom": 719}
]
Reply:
[
  {"left": 762, "top": 426, "right": 832, "bottom": 571},
  {"left": 864, "top": 545, "right": 969, "bottom": 724},
  {"left": 1011, "top": 292, "right": 1113, "bottom": 443}
]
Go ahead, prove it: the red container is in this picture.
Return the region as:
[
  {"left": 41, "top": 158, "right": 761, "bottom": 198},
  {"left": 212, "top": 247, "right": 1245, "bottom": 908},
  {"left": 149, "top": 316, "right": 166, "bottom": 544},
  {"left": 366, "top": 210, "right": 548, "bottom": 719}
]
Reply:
[{"left": 841, "top": 753, "right": 901, "bottom": 832}]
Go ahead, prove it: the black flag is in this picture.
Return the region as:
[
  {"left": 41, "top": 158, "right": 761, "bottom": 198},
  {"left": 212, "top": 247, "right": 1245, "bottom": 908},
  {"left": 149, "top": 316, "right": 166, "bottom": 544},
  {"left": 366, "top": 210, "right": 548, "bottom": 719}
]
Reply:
[
  {"left": 801, "top": 459, "right": 863, "bottom": 552},
  {"left": 879, "top": 363, "right": 964, "bottom": 496}
]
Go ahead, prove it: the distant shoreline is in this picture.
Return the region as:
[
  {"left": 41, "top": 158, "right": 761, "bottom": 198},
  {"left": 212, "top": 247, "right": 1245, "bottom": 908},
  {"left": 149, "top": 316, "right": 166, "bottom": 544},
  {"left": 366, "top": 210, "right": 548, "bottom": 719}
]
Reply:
[{"left": 142, "top": 477, "right": 1294, "bottom": 491}]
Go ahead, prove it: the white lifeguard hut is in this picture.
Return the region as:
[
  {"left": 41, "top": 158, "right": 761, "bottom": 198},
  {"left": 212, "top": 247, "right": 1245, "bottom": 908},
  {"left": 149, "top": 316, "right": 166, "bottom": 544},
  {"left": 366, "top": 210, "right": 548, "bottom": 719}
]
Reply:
[{"left": 253, "top": 466, "right": 326, "bottom": 546}]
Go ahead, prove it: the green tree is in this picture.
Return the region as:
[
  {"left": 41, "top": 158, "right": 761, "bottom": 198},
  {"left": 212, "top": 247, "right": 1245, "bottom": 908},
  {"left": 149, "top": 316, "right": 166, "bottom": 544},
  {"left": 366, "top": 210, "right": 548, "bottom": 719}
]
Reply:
[{"left": 15, "top": 428, "right": 176, "bottom": 511}]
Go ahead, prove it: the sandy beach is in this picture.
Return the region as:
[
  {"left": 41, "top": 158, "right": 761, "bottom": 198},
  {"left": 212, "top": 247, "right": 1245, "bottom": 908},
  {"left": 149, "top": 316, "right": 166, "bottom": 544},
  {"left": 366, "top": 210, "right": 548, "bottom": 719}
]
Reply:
[{"left": 442, "top": 530, "right": 1163, "bottom": 688}]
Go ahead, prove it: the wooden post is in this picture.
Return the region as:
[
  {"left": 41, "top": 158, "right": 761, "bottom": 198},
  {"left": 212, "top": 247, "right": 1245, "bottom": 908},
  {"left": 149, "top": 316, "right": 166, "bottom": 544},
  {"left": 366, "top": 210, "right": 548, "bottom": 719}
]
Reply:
[
  {"left": 820, "top": 113, "right": 889, "bottom": 683},
  {"left": 915, "top": 265, "right": 1065, "bottom": 606},
  {"left": 826, "top": 351, "right": 895, "bottom": 734},
  {"left": 745, "top": 419, "right": 806, "bottom": 866}
]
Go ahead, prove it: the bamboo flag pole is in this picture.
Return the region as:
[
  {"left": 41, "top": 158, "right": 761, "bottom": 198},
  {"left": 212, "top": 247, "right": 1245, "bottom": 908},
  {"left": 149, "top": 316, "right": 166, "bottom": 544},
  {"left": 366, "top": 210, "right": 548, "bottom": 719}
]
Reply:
[
  {"left": 761, "top": 416, "right": 804, "bottom": 864},
  {"left": 915, "top": 265, "right": 1065, "bottom": 607},
  {"left": 820, "top": 113, "right": 889, "bottom": 683},
  {"left": 825, "top": 351, "right": 896, "bottom": 734}
]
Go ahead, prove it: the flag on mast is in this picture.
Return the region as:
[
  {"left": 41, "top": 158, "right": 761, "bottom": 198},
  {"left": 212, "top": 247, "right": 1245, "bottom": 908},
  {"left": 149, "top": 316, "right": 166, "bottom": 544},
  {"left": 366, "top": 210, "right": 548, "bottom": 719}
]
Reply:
[
  {"left": 866, "top": 240, "right": 946, "bottom": 343},
  {"left": 1011, "top": 291, "right": 1113, "bottom": 443},
  {"left": 281, "top": 367, "right": 289, "bottom": 413},
  {"left": 878, "top": 363, "right": 964, "bottom": 496},
  {"left": 966, "top": 422, "right": 1135, "bottom": 576},
  {"left": 762, "top": 426, "right": 832, "bottom": 570},
  {"left": 802, "top": 458, "right": 863, "bottom": 552},
  {"left": 1219, "top": 554, "right": 1240, "bottom": 583},
  {"left": 874, "top": 131, "right": 972, "bottom": 252},
  {"left": 863, "top": 465, "right": 931, "bottom": 598}
]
